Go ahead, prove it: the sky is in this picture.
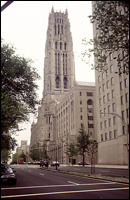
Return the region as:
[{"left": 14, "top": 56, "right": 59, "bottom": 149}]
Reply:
[{"left": 1, "top": 1, "right": 95, "bottom": 150}]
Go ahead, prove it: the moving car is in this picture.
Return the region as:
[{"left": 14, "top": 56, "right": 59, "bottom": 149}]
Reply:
[
  {"left": 78, "top": 161, "right": 90, "bottom": 165},
  {"left": 1, "top": 164, "right": 17, "bottom": 185},
  {"left": 51, "top": 161, "right": 60, "bottom": 167}
]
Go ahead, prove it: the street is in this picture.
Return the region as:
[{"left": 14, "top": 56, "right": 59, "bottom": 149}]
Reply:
[{"left": 1, "top": 165, "right": 129, "bottom": 199}]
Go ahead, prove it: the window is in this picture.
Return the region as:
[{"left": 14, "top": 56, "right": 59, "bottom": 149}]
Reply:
[
  {"left": 121, "top": 96, "right": 123, "bottom": 105},
  {"left": 112, "top": 103, "right": 115, "bottom": 111},
  {"left": 64, "top": 43, "right": 67, "bottom": 50},
  {"left": 111, "top": 77, "right": 114, "bottom": 85},
  {"left": 80, "top": 107, "right": 82, "bottom": 112},
  {"left": 113, "top": 116, "right": 116, "bottom": 125},
  {"left": 102, "top": 84, "right": 105, "bottom": 92},
  {"left": 80, "top": 91, "right": 82, "bottom": 96},
  {"left": 108, "top": 105, "right": 111, "bottom": 113},
  {"left": 110, "top": 52, "right": 113, "bottom": 60},
  {"left": 122, "top": 110, "right": 124, "bottom": 120},
  {"left": 123, "top": 126, "right": 125, "bottom": 134},
  {"left": 103, "top": 95, "right": 106, "bottom": 103},
  {"left": 126, "top": 108, "right": 129, "bottom": 118},
  {"left": 87, "top": 92, "right": 93, "bottom": 96},
  {"left": 124, "top": 78, "right": 128, "bottom": 88},
  {"left": 114, "top": 130, "right": 117, "bottom": 138},
  {"left": 101, "top": 134, "right": 103, "bottom": 141},
  {"left": 60, "top": 42, "right": 62, "bottom": 50},
  {"left": 64, "top": 77, "right": 67, "bottom": 89},
  {"left": 88, "top": 124, "right": 94, "bottom": 128},
  {"left": 56, "top": 76, "right": 60, "bottom": 88},
  {"left": 104, "top": 120, "right": 107, "bottom": 128},
  {"left": 100, "top": 122, "right": 103, "bottom": 130},
  {"left": 125, "top": 93, "right": 128, "bottom": 102},
  {"left": 80, "top": 115, "right": 83, "bottom": 120},
  {"left": 106, "top": 80, "right": 109, "bottom": 89},
  {"left": 120, "top": 81, "right": 123, "bottom": 90},
  {"left": 112, "top": 90, "right": 115, "bottom": 98},
  {"left": 55, "top": 42, "right": 57, "bottom": 49},
  {"left": 107, "top": 93, "right": 110, "bottom": 101},
  {"left": 109, "top": 131, "right": 112, "bottom": 140},
  {"left": 105, "top": 133, "right": 107, "bottom": 140},
  {"left": 99, "top": 98, "right": 102, "bottom": 106},
  {"left": 99, "top": 87, "right": 101, "bottom": 94},
  {"left": 109, "top": 118, "right": 111, "bottom": 127},
  {"left": 80, "top": 100, "right": 82, "bottom": 105},
  {"left": 88, "top": 116, "right": 93, "bottom": 120},
  {"left": 87, "top": 99, "right": 93, "bottom": 105}
]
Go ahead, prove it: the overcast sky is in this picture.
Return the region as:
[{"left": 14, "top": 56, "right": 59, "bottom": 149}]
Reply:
[{"left": 1, "top": 1, "right": 95, "bottom": 149}]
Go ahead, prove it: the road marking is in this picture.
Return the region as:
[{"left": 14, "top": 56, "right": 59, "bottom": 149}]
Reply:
[
  {"left": 68, "top": 181, "right": 79, "bottom": 185},
  {"left": 1, "top": 187, "right": 129, "bottom": 198},
  {"left": 28, "top": 170, "right": 31, "bottom": 172},
  {"left": 39, "top": 173, "right": 44, "bottom": 176},
  {"left": 1, "top": 182, "right": 117, "bottom": 190}
]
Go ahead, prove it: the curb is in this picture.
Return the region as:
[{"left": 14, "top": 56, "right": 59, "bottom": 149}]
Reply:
[{"left": 39, "top": 167, "right": 129, "bottom": 185}]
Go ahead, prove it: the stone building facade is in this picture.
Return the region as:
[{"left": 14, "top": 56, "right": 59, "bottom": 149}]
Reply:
[
  {"left": 92, "top": 1, "right": 129, "bottom": 165},
  {"left": 30, "top": 7, "right": 97, "bottom": 164}
]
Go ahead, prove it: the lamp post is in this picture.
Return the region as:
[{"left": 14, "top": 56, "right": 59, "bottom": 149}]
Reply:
[{"left": 101, "top": 112, "right": 129, "bottom": 168}]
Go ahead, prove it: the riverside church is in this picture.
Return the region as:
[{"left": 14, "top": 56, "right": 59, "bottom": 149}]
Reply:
[{"left": 30, "top": 5, "right": 129, "bottom": 165}]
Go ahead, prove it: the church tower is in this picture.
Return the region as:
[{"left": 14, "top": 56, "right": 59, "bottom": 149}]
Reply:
[
  {"left": 43, "top": 7, "right": 75, "bottom": 99},
  {"left": 30, "top": 8, "right": 76, "bottom": 147}
]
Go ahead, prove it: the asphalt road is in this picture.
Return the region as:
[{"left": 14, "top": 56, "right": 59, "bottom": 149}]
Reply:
[{"left": 1, "top": 165, "right": 129, "bottom": 199}]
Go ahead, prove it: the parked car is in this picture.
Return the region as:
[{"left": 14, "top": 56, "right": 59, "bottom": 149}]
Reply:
[
  {"left": 51, "top": 161, "right": 60, "bottom": 167},
  {"left": 1, "top": 164, "right": 17, "bottom": 185},
  {"left": 78, "top": 161, "right": 90, "bottom": 165}
]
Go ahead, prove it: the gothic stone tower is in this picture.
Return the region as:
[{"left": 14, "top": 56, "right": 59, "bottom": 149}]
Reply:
[
  {"left": 30, "top": 7, "right": 75, "bottom": 147},
  {"left": 43, "top": 7, "right": 75, "bottom": 100}
]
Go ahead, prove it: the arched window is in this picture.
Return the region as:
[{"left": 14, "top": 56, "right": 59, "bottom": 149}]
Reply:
[
  {"left": 64, "top": 42, "right": 67, "bottom": 50},
  {"left": 55, "top": 42, "right": 57, "bottom": 49},
  {"left": 60, "top": 42, "right": 62, "bottom": 50},
  {"left": 64, "top": 77, "right": 67, "bottom": 89},
  {"left": 87, "top": 99, "right": 93, "bottom": 105},
  {"left": 56, "top": 76, "right": 60, "bottom": 88}
]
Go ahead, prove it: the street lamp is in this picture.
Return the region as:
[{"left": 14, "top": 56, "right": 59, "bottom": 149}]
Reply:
[{"left": 101, "top": 112, "right": 129, "bottom": 168}]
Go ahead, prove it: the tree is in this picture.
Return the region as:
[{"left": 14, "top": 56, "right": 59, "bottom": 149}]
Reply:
[
  {"left": 65, "top": 142, "right": 78, "bottom": 165},
  {"left": 82, "top": 1, "right": 129, "bottom": 75},
  {"left": 76, "top": 124, "right": 90, "bottom": 166},
  {"left": 11, "top": 152, "right": 20, "bottom": 164},
  {"left": 1, "top": 39, "right": 40, "bottom": 150},
  {"left": 29, "top": 144, "right": 49, "bottom": 161},
  {"left": 1, "top": 149, "right": 11, "bottom": 163},
  {"left": 87, "top": 140, "right": 98, "bottom": 174}
]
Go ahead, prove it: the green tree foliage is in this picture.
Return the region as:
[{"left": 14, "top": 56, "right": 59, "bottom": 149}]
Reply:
[
  {"left": 1, "top": 149, "right": 11, "bottom": 162},
  {"left": 82, "top": 1, "right": 129, "bottom": 75},
  {"left": 1, "top": 39, "right": 40, "bottom": 135},
  {"left": 11, "top": 152, "right": 20, "bottom": 164},
  {"left": 1, "top": 133, "right": 17, "bottom": 151},
  {"left": 76, "top": 124, "right": 90, "bottom": 166},
  {"left": 30, "top": 144, "right": 48, "bottom": 161},
  {"left": 65, "top": 142, "right": 78, "bottom": 165},
  {"left": 1, "top": 39, "right": 40, "bottom": 150}
]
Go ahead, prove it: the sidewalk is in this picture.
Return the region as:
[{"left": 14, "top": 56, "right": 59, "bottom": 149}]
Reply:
[{"left": 60, "top": 164, "right": 129, "bottom": 169}]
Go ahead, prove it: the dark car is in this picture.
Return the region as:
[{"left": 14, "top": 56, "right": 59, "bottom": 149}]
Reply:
[
  {"left": 78, "top": 161, "right": 90, "bottom": 165},
  {"left": 51, "top": 161, "right": 60, "bottom": 167},
  {"left": 1, "top": 164, "right": 17, "bottom": 185}
]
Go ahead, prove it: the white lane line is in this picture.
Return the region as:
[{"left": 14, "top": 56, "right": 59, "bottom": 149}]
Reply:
[
  {"left": 28, "top": 170, "right": 31, "bottom": 172},
  {"left": 1, "top": 182, "right": 117, "bottom": 190},
  {"left": 1, "top": 187, "right": 129, "bottom": 199},
  {"left": 68, "top": 181, "right": 79, "bottom": 185},
  {"left": 39, "top": 173, "right": 44, "bottom": 176}
]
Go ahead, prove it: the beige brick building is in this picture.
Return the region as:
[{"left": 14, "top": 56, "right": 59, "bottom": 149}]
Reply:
[{"left": 92, "top": 1, "right": 129, "bottom": 165}]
